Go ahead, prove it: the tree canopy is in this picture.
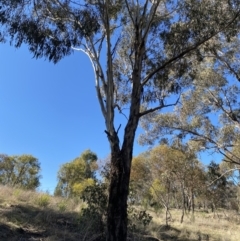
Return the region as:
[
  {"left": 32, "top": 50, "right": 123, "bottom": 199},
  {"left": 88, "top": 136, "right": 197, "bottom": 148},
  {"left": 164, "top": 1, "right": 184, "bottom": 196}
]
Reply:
[
  {"left": 54, "top": 149, "right": 98, "bottom": 198},
  {"left": 131, "top": 143, "right": 206, "bottom": 222},
  {"left": 139, "top": 34, "right": 240, "bottom": 165},
  {"left": 130, "top": 143, "right": 240, "bottom": 222},
  {"left": 0, "top": 154, "right": 41, "bottom": 190}
]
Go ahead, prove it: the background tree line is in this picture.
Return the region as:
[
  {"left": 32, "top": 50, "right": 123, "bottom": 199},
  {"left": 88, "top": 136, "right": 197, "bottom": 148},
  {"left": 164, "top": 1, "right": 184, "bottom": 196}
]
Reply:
[
  {"left": 3, "top": 146, "right": 239, "bottom": 215},
  {"left": 130, "top": 144, "right": 240, "bottom": 224}
]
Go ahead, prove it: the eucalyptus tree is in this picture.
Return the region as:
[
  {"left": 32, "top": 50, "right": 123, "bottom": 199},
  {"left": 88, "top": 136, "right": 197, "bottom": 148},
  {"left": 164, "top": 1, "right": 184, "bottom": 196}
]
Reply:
[
  {"left": 54, "top": 150, "right": 98, "bottom": 198},
  {"left": 0, "top": 154, "right": 41, "bottom": 190},
  {"left": 149, "top": 144, "right": 205, "bottom": 222},
  {"left": 1, "top": 0, "right": 240, "bottom": 240},
  {"left": 131, "top": 144, "right": 206, "bottom": 224},
  {"left": 140, "top": 38, "right": 240, "bottom": 166},
  {"left": 206, "top": 161, "right": 237, "bottom": 212},
  {"left": 130, "top": 152, "right": 152, "bottom": 205}
]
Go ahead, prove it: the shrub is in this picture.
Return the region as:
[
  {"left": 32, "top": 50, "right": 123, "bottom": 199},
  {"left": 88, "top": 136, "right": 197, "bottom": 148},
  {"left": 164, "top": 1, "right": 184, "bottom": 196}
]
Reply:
[
  {"left": 36, "top": 193, "right": 51, "bottom": 208},
  {"left": 78, "top": 183, "right": 108, "bottom": 240},
  {"left": 57, "top": 200, "right": 67, "bottom": 212},
  {"left": 128, "top": 206, "right": 153, "bottom": 232}
]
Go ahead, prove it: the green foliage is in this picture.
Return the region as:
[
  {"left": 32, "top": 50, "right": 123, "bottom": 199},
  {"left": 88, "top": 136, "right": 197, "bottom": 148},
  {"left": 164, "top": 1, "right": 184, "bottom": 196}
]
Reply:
[
  {"left": 54, "top": 150, "right": 98, "bottom": 198},
  {"left": 80, "top": 181, "right": 153, "bottom": 235},
  {"left": 57, "top": 200, "right": 67, "bottom": 212},
  {"left": 130, "top": 153, "right": 154, "bottom": 206},
  {"left": 0, "top": 154, "right": 41, "bottom": 190},
  {"left": 140, "top": 53, "right": 240, "bottom": 165},
  {"left": 228, "top": 139, "right": 240, "bottom": 164},
  {"left": 0, "top": 0, "right": 101, "bottom": 63},
  {"left": 128, "top": 207, "right": 152, "bottom": 232},
  {"left": 72, "top": 178, "right": 95, "bottom": 196},
  {"left": 130, "top": 143, "right": 210, "bottom": 223},
  {"left": 13, "top": 188, "right": 22, "bottom": 198},
  {"left": 81, "top": 183, "right": 108, "bottom": 217},
  {"left": 206, "top": 161, "right": 238, "bottom": 210},
  {"left": 208, "top": 161, "right": 226, "bottom": 186},
  {"left": 130, "top": 144, "right": 240, "bottom": 216},
  {"left": 78, "top": 183, "right": 108, "bottom": 240},
  {"left": 36, "top": 193, "right": 51, "bottom": 208}
]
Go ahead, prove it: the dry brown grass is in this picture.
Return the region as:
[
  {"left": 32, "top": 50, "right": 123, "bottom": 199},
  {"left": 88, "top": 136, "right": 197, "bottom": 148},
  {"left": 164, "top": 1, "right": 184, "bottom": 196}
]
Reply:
[
  {"left": 146, "top": 208, "right": 240, "bottom": 241},
  {"left": 0, "top": 185, "right": 240, "bottom": 241},
  {"left": 0, "top": 185, "right": 98, "bottom": 241}
]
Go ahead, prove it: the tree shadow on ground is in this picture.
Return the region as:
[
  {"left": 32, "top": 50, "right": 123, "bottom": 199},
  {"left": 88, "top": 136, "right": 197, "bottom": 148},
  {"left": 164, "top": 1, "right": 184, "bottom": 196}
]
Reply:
[
  {"left": 157, "top": 225, "right": 211, "bottom": 241},
  {"left": 0, "top": 203, "right": 104, "bottom": 241},
  {"left": 0, "top": 203, "right": 212, "bottom": 241}
]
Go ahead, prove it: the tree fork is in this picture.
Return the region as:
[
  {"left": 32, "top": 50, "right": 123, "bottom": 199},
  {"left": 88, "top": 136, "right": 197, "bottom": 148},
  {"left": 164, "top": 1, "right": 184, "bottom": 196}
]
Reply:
[{"left": 106, "top": 109, "right": 140, "bottom": 241}]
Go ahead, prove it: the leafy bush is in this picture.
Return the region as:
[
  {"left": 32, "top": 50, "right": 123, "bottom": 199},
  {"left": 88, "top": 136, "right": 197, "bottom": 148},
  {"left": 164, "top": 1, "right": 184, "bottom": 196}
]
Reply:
[
  {"left": 80, "top": 182, "right": 153, "bottom": 236},
  {"left": 36, "top": 193, "right": 51, "bottom": 208},
  {"left": 78, "top": 183, "right": 108, "bottom": 240},
  {"left": 57, "top": 200, "right": 67, "bottom": 212},
  {"left": 13, "top": 189, "right": 22, "bottom": 198},
  {"left": 128, "top": 206, "right": 153, "bottom": 232}
]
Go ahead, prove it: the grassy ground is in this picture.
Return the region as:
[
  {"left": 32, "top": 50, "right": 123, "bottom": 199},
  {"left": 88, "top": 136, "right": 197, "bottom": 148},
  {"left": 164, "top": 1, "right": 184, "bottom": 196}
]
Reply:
[
  {"left": 0, "top": 185, "right": 240, "bottom": 241},
  {"left": 0, "top": 185, "right": 95, "bottom": 241},
  {"left": 145, "top": 208, "right": 240, "bottom": 241}
]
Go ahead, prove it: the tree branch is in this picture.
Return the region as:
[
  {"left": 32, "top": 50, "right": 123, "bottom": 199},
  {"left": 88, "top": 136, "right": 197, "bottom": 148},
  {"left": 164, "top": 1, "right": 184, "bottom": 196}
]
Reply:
[
  {"left": 207, "top": 168, "right": 240, "bottom": 187},
  {"left": 124, "top": 0, "right": 135, "bottom": 24},
  {"left": 207, "top": 89, "right": 240, "bottom": 129},
  {"left": 141, "top": 0, "right": 160, "bottom": 45},
  {"left": 72, "top": 46, "right": 107, "bottom": 120},
  {"left": 158, "top": 123, "right": 240, "bottom": 165},
  {"left": 139, "top": 96, "right": 180, "bottom": 117},
  {"left": 105, "top": 0, "right": 115, "bottom": 135},
  {"left": 212, "top": 49, "right": 240, "bottom": 82},
  {"left": 141, "top": 9, "right": 240, "bottom": 87}
]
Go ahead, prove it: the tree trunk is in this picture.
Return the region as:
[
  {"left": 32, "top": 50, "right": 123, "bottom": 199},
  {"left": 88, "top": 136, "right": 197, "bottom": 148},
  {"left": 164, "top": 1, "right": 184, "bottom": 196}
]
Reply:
[
  {"left": 106, "top": 106, "right": 140, "bottom": 241},
  {"left": 165, "top": 180, "right": 171, "bottom": 226},
  {"left": 181, "top": 184, "right": 185, "bottom": 223},
  {"left": 191, "top": 189, "right": 195, "bottom": 214},
  {"left": 187, "top": 196, "right": 191, "bottom": 212},
  {"left": 165, "top": 207, "right": 169, "bottom": 226},
  {"left": 106, "top": 146, "right": 131, "bottom": 241},
  {"left": 105, "top": 21, "right": 143, "bottom": 239}
]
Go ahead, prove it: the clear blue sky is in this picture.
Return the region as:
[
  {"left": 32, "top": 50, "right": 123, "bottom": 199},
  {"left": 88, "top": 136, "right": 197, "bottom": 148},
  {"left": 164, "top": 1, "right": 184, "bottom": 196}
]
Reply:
[
  {"left": 0, "top": 43, "right": 149, "bottom": 193},
  {"left": 0, "top": 43, "right": 223, "bottom": 193}
]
